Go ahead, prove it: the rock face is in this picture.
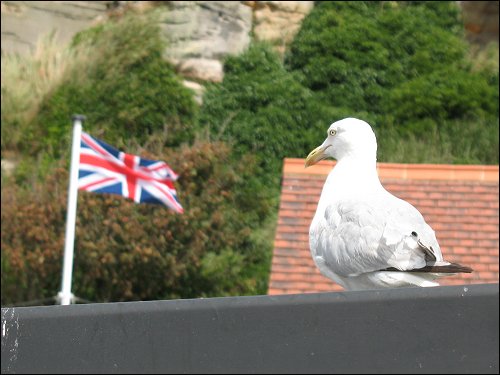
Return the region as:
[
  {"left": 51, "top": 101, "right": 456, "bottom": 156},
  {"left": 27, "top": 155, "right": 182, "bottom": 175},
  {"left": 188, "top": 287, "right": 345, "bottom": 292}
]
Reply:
[
  {"left": 1, "top": 1, "right": 112, "bottom": 55},
  {"left": 158, "top": 1, "right": 253, "bottom": 83},
  {"left": 250, "top": 1, "right": 314, "bottom": 54},
  {"left": 1, "top": 1, "right": 314, "bottom": 82},
  {"left": 1, "top": 1, "right": 498, "bottom": 83},
  {"left": 460, "top": 1, "right": 499, "bottom": 44}
]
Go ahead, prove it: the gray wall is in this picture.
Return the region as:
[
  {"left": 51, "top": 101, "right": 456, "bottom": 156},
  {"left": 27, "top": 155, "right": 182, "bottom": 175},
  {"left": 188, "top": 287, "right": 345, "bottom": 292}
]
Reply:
[{"left": 2, "top": 283, "right": 498, "bottom": 374}]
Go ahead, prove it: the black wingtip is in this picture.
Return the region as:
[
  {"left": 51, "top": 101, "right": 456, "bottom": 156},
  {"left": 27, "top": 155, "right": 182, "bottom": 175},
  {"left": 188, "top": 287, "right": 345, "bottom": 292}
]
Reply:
[
  {"left": 442, "top": 263, "right": 473, "bottom": 273},
  {"left": 382, "top": 263, "right": 473, "bottom": 274}
]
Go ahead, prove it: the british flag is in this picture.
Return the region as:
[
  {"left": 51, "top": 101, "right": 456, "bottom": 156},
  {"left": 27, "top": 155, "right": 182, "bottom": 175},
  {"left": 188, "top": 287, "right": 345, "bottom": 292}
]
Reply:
[{"left": 78, "top": 132, "right": 184, "bottom": 213}]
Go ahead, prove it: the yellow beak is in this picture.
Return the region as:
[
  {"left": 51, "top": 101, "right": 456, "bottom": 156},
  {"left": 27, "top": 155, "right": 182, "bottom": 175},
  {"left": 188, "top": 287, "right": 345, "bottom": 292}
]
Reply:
[{"left": 305, "top": 144, "right": 330, "bottom": 167}]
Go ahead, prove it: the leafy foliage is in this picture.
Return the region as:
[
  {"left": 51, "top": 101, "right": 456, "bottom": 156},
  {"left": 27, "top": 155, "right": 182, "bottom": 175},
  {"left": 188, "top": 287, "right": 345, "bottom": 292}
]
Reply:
[
  {"left": 30, "top": 10, "right": 197, "bottom": 158},
  {"left": 1, "top": 32, "right": 94, "bottom": 155},
  {"left": 199, "top": 43, "right": 339, "bottom": 192},
  {"left": 285, "top": 1, "right": 498, "bottom": 159},
  {"left": 1, "top": 140, "right": 273, "bottom": 305}
]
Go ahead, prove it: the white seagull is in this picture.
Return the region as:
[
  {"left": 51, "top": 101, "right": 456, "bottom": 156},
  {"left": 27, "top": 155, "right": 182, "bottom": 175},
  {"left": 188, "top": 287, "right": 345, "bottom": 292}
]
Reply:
[{"left": 305, "top": 118, "right": 472, "bottom": 291}]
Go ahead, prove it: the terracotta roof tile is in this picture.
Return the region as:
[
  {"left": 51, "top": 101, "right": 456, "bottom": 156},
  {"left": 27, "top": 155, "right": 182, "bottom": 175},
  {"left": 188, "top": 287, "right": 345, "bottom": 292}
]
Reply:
[{"left": 268, "top": 159, "right": 499, "bottom": 295}]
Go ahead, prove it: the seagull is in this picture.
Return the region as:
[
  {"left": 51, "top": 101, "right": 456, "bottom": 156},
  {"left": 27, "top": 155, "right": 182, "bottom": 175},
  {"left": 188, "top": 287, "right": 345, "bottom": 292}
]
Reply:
[{"left": 305, "top": 118, "right": 472, "bottom": 290}]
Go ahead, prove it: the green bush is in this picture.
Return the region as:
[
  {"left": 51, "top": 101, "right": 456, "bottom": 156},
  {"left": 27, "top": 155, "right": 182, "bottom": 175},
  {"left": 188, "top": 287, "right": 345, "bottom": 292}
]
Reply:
[
  {"left": 286, "top": 1, "right": 498, "bottom": 162},
  {"left": 1, "top": 32, "right": 95, "bottom": 156},
  {"left": 286, "top": 2, "right": 468, "bottom": 108},
  {"left": 199, "top": 43, "right": 340, "bottom": 193},
  {"left": 200, "top": 2, "right": 498, "bottom": 171},
  {"left": 30, "top": 10, "right": 197, "bottom": 158},
  {"left": 384, "top": 67, "right": 498, "bottom": 130},
  {"left": 1, "top": 140, "right": 273, "bottom": 305}
]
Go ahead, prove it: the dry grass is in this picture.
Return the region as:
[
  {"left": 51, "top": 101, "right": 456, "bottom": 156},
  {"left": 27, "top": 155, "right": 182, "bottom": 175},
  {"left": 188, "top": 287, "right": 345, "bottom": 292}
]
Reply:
[
  {"left": 1, "top": 31, "right": 94, "bottom": 153},
  {"left": 469, "top": 41, "right": 499, "bottom": 73}
]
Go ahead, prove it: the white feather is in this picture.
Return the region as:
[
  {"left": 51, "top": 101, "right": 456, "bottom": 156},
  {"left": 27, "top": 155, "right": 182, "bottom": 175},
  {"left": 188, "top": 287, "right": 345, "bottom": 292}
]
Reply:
[{"left": 308, "top": 118, "right": 453, "bottom": 291}]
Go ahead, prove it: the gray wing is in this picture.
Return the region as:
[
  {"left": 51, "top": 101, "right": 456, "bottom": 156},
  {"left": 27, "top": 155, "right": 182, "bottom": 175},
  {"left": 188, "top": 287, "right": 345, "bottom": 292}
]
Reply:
[{"left": 310, "top": 194, "right": 442, "bottom": 278}]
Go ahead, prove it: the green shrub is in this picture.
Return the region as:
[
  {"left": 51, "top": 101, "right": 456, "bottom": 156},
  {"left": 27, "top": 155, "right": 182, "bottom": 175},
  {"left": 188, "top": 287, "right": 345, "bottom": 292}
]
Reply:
[
  {"left": 286, "top": 1, "right": 499, "bottom": 162},
  {"left": 1, "top": 32, "right": 94, "bottom": 156},
  {"left": 31, "top": 10, "right": 197, "bottom": 158},
  {"left": 1, "top": 139, "right": 273, "bottom": 305},
  {"left": 286, "top": 1, "right": 467, "bottom": 105},
  {"left": 383, "top": 67, "right": 498, "bottom": 134},
  {"left": 199, "top": 43, "right": 339, "bottom": 192}
]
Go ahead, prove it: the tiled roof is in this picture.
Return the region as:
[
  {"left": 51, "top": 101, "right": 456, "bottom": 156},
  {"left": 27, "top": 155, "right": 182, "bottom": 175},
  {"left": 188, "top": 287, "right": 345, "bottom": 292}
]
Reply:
[{"left": 268, "top": 158, "right": 499, "bottom": 295}]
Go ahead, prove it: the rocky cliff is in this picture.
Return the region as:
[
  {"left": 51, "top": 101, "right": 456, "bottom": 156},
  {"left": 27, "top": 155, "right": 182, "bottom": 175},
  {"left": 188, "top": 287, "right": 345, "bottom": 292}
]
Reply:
[
  {"left": 1, "top": 1, "right": 313, "bottom": 83},
  {"left": 1, "top": 1, "right": 498, "bottom": 83}
]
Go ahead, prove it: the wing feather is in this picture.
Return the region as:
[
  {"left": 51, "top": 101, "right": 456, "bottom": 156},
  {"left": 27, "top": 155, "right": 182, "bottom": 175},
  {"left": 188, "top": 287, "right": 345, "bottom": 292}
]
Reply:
[{"left": 311, "top": 194, "right": 443, "bottom": 277}]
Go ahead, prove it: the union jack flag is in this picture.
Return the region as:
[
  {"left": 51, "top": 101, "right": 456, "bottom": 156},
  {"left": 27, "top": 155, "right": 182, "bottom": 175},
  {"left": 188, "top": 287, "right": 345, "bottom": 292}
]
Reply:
[{"left": 78, "top": 132, "right": 184, "bottom": 213}]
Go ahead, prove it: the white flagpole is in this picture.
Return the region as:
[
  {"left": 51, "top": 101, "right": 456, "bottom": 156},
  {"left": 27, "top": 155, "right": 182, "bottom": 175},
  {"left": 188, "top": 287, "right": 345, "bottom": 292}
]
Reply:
[{"left": 58, "top": 115, "right": 85, "bottom": 305}]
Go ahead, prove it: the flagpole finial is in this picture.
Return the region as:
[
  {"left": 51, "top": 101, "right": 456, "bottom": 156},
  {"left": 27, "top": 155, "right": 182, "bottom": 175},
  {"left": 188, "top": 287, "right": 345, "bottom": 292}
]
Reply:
[{"left": 72, "top": 114, "right": 86, "bottom": 122}]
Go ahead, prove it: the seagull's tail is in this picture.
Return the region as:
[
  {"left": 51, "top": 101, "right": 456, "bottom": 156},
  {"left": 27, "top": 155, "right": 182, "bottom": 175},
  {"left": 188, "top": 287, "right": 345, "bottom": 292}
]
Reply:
[
  {"left": 381, "top": 262, "right": 473, "bottom": 274},
  {"left": 414, "top": 262, "right": 473, "bottom": 274}
]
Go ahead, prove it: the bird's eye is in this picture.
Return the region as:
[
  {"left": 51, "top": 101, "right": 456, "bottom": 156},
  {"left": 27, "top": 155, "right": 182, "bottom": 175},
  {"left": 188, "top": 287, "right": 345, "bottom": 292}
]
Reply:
[{"left": 329, "top": 129, "right": 337, "bottom": 136}]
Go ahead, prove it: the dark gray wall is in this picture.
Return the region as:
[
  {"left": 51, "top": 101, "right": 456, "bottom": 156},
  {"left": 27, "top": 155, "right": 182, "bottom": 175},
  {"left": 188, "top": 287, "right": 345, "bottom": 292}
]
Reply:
[{"left": 2, "top": 284, "right": 499, "bottom": 374}]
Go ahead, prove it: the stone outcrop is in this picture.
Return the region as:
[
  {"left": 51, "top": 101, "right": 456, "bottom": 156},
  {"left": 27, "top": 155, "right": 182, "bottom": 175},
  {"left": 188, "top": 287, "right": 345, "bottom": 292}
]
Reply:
[
  {"left": 249, "top": 1, "right": 314, "bottom": 54},
  {"left": 460, "top": 1, "right": 499, "bottom": 44},
  {"left": 1, "top": 1, "right": 112, "bottom": 55},
  {"left": 1, "top": 1, "right": 313, "bottom": 83},
  {"left": 1, "top": 1, "right": 498, "bottom": 84},
  {"left": 158, "top": 1, "right": 252, "bottom": 83}
]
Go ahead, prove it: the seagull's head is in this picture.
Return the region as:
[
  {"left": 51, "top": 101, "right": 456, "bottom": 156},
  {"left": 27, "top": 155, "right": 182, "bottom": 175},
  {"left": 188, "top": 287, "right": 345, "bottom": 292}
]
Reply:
[{"left": 305, "top": 118, "right": 377, "bottom": 167}]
